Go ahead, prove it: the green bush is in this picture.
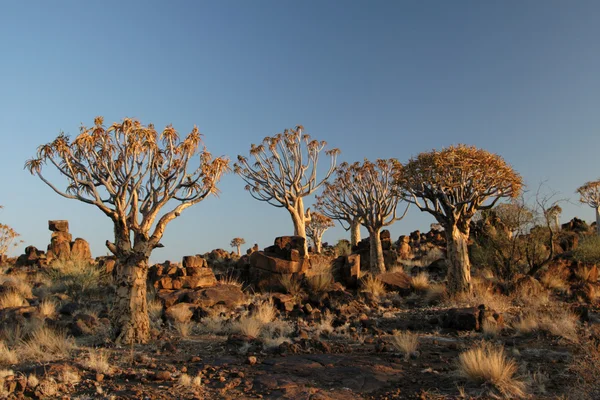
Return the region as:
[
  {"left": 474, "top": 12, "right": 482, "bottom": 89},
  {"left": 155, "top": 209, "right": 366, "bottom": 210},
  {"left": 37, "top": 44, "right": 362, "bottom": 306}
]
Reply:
[{"left": 573, "top": 235, "right": 600, "bottom": 264}]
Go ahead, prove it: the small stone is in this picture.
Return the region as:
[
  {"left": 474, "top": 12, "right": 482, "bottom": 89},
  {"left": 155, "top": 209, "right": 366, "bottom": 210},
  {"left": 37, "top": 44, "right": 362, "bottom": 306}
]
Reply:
[
  {"left": 247, "top": 356, "right": 258, "bottom": 365},
  {"left": 154, "top": 371, "right": 171, "bottom": 381},
  {"left": 95, "top": 374, "right": 104, "bottom": 382}
]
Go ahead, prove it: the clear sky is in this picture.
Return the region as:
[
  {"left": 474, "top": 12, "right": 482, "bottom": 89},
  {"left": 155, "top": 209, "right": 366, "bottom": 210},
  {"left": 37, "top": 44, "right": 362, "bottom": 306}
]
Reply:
[{"left": 1, "top": 1, "right": 599, "bottom": 262}]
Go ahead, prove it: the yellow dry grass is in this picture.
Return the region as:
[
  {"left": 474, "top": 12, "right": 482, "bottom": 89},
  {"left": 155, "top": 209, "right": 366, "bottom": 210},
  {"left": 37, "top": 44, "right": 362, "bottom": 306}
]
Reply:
[
  {"left": 457, "top": 342, "right": 526, "bottom": 398},
  {"left": 81, "top": 349, "right": 111, "bottom": 374},
  {"left": 0, "top": 340, "right": 18, "bottom": 365},
  {"left": 410, "top": 272, "right": 430, "bottom": 291},
  {"left": 0, "top": 291, "right": 27, "bottom": 309},
  {"left": 233, "top": 315, "right": 263, "bottom": 338},
  {"left": 390, "top": 330, "right": 419, "bottom": 359},
  {"left": 360, "top": 274, "right": 386, "bottom": 298}
]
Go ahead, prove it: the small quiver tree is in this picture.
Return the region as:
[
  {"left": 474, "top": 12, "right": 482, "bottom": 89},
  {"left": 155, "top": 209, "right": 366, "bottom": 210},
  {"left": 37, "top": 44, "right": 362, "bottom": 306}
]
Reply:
[
  {"left": 230, "top": 237, "right": 246, "bottom": 256},
  {"left": 234, "top": 125, "right": 339, "bottom": 258},
  {"left": 399, "top": 145, "right": 522, "bottom": 294},
  {"left": 25, "top": 117, "right": 229, "bottom": 344},
  {"left": 305, "top": 211, "right": 334, "bottom": 254},
  {"left": 576, "top": 180, "right": 600, "bottom": 236},
  {"left": 0, "top": 206, "right": 21, "bottom": 259},
  {"left": 316, "top": 188, "right": 363, "bottom": 247},
  {"left": 319, "top": 159, "right": 407, "bottom": 273}
]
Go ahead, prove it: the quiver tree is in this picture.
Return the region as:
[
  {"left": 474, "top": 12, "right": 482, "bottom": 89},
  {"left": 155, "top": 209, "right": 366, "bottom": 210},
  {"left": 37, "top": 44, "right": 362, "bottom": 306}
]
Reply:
[
  {"left": 0, "top": 206, "right": 21, "bottom": 257},
  {"left": 25, "top": 117, "right": 229, "bottom": 344},
  {"left": 319, "top": 159, "right": 408, "bottom": 273},
  {"left": 399, "top": 145, "right": 522, "bottom": 294},
  {"left": 230, "top": 237, "right": 246, "bottom": 256},
  {"left": 305, "top": 211, "right": 334, "bottom": 254},
  {"left": 576, "top": 180, "right": 600, "bottom": 235},
  {"left": 316, "top": 188, "right": 363, "bottom": 247},
  {"left": 234, "top": 126, "right": 339, "bottom": 257}
]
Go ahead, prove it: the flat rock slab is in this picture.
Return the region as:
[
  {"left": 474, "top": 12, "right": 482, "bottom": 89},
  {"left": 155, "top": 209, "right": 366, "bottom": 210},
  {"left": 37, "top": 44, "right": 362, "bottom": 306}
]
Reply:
[{"left": 254, "top": 354, "right": 405, "bottom": 398}]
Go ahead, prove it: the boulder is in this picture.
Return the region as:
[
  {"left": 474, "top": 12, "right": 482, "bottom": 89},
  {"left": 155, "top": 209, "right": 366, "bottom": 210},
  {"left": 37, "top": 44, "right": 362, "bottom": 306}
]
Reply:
[
  {"left": 70, "top": 238, "right": 92, "bottom": 260},
  {"left": 249, "top": 252, "right": 308, "bottom": 274},
  {"left": 184, "top": 284, "right": 246, "bottom": 308},
  {"left": 378, "top": 271, "right": 410, "bottom": 291},
  {"left": 182, "top": 255, "right": 207, "bottom": 269},
  {"left": 48, "top": 220, "right": 69, "bottom": 232}
]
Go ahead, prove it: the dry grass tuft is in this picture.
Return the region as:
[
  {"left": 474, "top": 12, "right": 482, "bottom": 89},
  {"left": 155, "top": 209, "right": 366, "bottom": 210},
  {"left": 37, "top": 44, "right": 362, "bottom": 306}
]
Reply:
[
  {"left": 540, "top": 273, "right": 569, "bottom": 292},
  {"left": 19, "top": 326, "right": 76, "bottom": 362},
  {"left": 307, "top": 273, "right": 333, "bottom": 293},
  {"left": 59, "top": 367, "right": 80, "bottom": 385},
  {"left": 27, "top": 374, "right": 39, "bottom": 388},
  {"left": 360, "top": 274, "right": 386, "bottom": 298},
  {"left": 233, "top": 315, "right": 263, "bottom": 338},
  {"left": 81, "top": 349, "right": 111, "bottom": 374},
  {"left": 457, "top": 342, "right": 526, "bottom": 398},
  {"left": 448, "top": 277, "right": 511, "bottom": 312},
  {"left": 254, "top": 299, "right": 276, "bottom": 324},
  {"left": 482, "top": 319, "right": 501, "bottom": 338},
  {"left": 175, "top": 321, "right": 193, "bottom": 338},
  {"left": 390, "top": 330, "right": 419, "bottom": 359},
  {"left": 279, "top": 274, "right": 303, "bottom": 296},
  {"left": 410, "top": 272, "right": 430, "bottom": 292},
  {"left": 512, "top": 314, "right": 539, "bottom": 335},
  {"left": 38, "top": 299, "right": 57, "bottom": 318},
  {"left": 218, "top": 274, "right": 244, "bottom": 288},
  {"left": 424, "top": 284, "right": 447, "bottom": 305},
  {"left": 0, "top": 291, "right": 27, "bottom": 309},
  {"left": 0, "top": 340, "right": 18, "bottom": 365},
  {"left": 167, "top": 305, "right": 193, "bottom": 323}
]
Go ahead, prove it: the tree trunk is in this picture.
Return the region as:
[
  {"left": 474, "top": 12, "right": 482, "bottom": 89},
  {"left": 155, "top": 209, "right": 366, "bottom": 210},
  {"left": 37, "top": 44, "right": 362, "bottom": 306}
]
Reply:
[
  {"left": 596, "top": 207, "right": 600, "bottom": 236},
  {"left": 350, "top": 218, "right": 361, "bottom": 247},
  {"left": 236, "top": 245, "right": 241, "bottom": 256},
  {"left": 314, "top": 235, "right": 322, "bottom": 254},
  {"left": 290, "top": 200, "right": 309, "bottom": 258},
  {"left": 112, "top": 253, "right": 151, "bottom": 344},
  {"left": 445, "top": 225, "right": 472, "bottom": 295},
  {"left": 369, "top": 228, "right": 385, "bottom": 274}
]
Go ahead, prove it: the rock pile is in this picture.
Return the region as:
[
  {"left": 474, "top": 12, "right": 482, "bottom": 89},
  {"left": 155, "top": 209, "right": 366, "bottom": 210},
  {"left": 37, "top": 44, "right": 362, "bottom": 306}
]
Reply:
[
  {"left": 248, "top": 236, "right": 310, "bottom": 290},
  {"left": 149, "top": 255, "right": 217, "bottom": 290},
  {"left": 15, "top": 220, "right": 92, "bottom": 267}
]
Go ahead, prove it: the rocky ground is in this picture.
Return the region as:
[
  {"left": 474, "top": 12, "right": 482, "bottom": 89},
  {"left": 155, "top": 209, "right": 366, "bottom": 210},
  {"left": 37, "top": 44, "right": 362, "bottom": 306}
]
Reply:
[{"left": 1, "top": 222, "right": 600, "bottom": 399}]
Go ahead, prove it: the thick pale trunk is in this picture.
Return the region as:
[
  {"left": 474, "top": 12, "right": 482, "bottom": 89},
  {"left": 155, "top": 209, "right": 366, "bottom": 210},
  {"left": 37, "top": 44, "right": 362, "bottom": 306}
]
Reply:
[
  {"left": 236, "top": 245, "right": 241, "bottom": 256},
  {"left": 314, "top": 236, "right": 322, "bottom": 254},
  {"left": 290, "top": 199, "right": 309, "bottom": 258},
  {"left": 445, "top": 225, "right": 471, "bottom": 294},
  {"left": 112, "top": 254, "right": 150, "bottom": 344},
  {"left": 350, "top": 219, "right": 361, "bottom": 247},
  {"left": 369, "top": 228, "right": 385, "bottom": 274},
  {"left": 596, "top": 207, "right": 600, "bottom": 236}
]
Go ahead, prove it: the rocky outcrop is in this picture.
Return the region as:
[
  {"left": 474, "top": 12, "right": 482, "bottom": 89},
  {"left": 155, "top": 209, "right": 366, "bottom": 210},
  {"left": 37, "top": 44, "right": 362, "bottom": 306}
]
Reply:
[
  {"left": 248, "top": 236, "right": 310, "bottom": 291},
  {"left": 149, "top": 256, "right": 217, "bottom": 290},
  {"left": 15, "top": 220, "right": 92, "bottom": 267}
]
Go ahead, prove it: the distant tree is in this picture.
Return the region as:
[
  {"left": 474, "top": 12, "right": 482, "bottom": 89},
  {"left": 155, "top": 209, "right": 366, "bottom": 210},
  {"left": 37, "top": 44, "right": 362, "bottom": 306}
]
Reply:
[
  {"left": 26, "top": 117, "right": 229, "bottom": 344},
  {"left": 399, "top": 145, "right": 523, "bottom": 294},
  {"left": 576, "top": 180, "right": 600, "bottom": 235},
  {"left": 545, "top": 204, "right": 562, "bottom": 233},
  {"left": 320, "top": 159, "right": 407, "bottom": 273},
  {"left": 230, "top": 237, "right": 246, "bottom": 256},
  {"left": 305, "top": 211, "right": 334, "bottom": 254},
  {"left": 234, "top": 126, "right": 339, "bottom": 257},
  {"left": 0, "top": 206, "right": 21, "bottom": 258}
]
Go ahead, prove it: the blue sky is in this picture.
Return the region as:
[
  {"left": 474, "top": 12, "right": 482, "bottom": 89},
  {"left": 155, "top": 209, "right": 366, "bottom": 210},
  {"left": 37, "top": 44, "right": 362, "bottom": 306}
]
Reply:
[{"left": 1, "top": 1, "right": 599, "bottom": 262}]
